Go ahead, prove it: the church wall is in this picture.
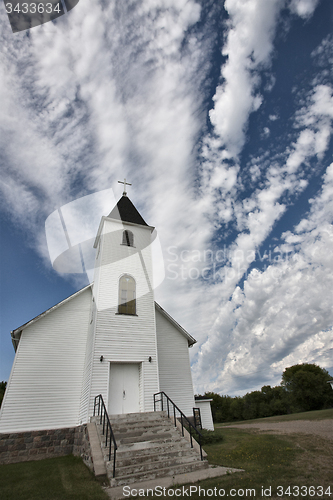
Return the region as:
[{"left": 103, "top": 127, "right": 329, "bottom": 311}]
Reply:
[
  {"left": 88, "top": 219, "right": 160, "bottom": 415},
  {"left": 78, "top": 293, "right": 96, "bottom": 425},
  {"left": 0, "top": 289, "right": 91, "bottom": 433},
  {"left": 155, "top": 308, "right": 195, "bottom": 417}
]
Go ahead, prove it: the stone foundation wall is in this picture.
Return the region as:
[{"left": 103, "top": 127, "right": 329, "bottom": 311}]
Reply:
[
  {"left": 73, "top": 425, "right": 93, "bottom": 470},
  {"left": 0, "top": 425, "right": 93, "bottom": 467}
]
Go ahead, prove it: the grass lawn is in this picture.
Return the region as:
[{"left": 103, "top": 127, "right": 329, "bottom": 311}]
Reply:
[
  {"left": 197, "top": 428, "right": 333, "bottom": 499},
  {"left": 216, "top": 407, "right": 333, "bottom": 426},
  {"left": 0, "top": 455, "right": 109, "bottom": 500}
]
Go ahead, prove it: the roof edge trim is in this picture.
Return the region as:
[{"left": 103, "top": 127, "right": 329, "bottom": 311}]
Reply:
[
  {"left": 11, "top": 284, "right": 93, "bottom": 340},
  {"left": 93, "top": 216, "right": 155, "bottom": 248},
  {"left": 154, "top": 302, "right": 196, "bottom": 346}
]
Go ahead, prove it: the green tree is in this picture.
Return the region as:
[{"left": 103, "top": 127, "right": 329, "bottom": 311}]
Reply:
[
  {"left": 260, "top": 385, "right": 290, "bottom": 416},
  {"left": 269, "top": 386, "right": 290, "bottom": 415},
  {"left": 242, "top": 391, "right": 264, "bottom": 420},
  {"left": 219, "top": 395, "right": 234, "bottom": 422},
  {"left": 281, "top": 363, "right": 333, "bottom": 412},
  {"left": 0, "top": 381, "right": 6, "bottom": 407},
  {"left": 195, "top": 392, "right": 233, "bottom": 423},
  {"left": 229, "top": 397, "right": 244, "bottom": 421}
]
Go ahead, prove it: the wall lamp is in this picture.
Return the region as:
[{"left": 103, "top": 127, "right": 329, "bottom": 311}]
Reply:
[
  {"left": 100, "top": 355, "right": 104, "bottom": 362},
  {"left": 148, "top": 356, "right": 152, "bottom": 363}
]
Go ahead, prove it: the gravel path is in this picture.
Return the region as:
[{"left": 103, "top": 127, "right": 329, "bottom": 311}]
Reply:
[{"left": 222, "top": 419, "right": 333, "bottom": 441}]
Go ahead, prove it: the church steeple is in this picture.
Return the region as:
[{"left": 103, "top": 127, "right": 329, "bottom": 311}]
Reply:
[
  {"left": 107, "top": 195, "right": 149, "bottom": 227},
  {"left": 91, "top": 186, "right": 160, "bottom": 415}
]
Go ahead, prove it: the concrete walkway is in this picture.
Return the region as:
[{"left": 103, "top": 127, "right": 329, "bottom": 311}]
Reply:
[{"left": 104, "top": 465, "right": 243, "bottom": 499}]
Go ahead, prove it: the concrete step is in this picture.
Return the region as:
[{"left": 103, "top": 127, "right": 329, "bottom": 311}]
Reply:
[
  {"left": 109, "top": 420, "right": 173, "bottom": 435},
  {"left": 109, "top": 411, "right": 170, "bottom": 423},
  {"left": 101, "top": 438, "right": 193, "bottom": 465},
  {"left": 106, "top": 437, "right": 193, "bottom": 461},
  {"left": 92, "top": 412, "right": 174, "bottom": 437},
  {"left": 110, "top": 411, "right": 167, "bottom": 425},
  {"left": 109, "top": 459, "right": 209, "bottom": 487},
  {"left": 93, "top": 417, "right": 168, "bottom": 428},
  {"left": 116, "top": 430, "right": 178, "bottom": 445},
  {"left": 110, "top": 453, "right": 204, "bottom": 477},
  {"left": 96, "top": 419, "right": 183, "bottom": 445},
  {"left": 91, "top": 412, "right": 168, "bottom": 430},
  {"left": 100, "top": 429, "right": 188, "bottom": 450},
  {"left": 92, "top": 410, "right": 206, "bottom": 487},
  {"left": 114, "top": 447, "right": 199, "bottom": 468},
  {"left": 96, "top": 426, "right": 182, "bottom": 447},
  {"left": 100, "top": 420, "right": 178, "bottom": 435}
]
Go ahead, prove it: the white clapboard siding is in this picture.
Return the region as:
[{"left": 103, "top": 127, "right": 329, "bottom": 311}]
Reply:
[
  {"left": 79, "top": 295, "right": 96, "bottom": 424},
  {"left": 155, "top": 307, "right": 195, "bottom": 417},
  {"left": 87, "top": 218, "right": 160, "bottom": 416},
  {"left": 195, "top": 400, "right": 214, "bottom": 430},
  {"left": 0, "top": 288, "right": 91, "bottom": 433}
]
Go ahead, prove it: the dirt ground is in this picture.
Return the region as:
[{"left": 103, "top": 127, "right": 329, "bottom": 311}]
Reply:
[{"left": 222, "top": 419, "right": 333, "bottom": 440}]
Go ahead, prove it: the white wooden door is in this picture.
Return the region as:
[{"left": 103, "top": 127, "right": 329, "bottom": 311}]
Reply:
[{"left": 108, "top": 363, "right": 140, "bottom": 415}]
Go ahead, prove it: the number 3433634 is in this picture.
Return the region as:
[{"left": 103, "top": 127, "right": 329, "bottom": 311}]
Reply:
[
  {"left": 276, "top": 486, "right": 332, "bottom": 497},
  {"left": 5, "top": 2, "right": 62, "bottom": 14}
]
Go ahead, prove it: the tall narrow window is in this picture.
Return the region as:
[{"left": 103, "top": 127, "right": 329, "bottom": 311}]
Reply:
[
  {"left": 122, "top": 230, "right": 134, "bottom": 247},
  {"left": 118, "top": 275, "right": 136, "bottom": 315}
]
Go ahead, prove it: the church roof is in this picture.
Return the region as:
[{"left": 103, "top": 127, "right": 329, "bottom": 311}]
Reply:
[{"left": 108, "top": 196, "right": 148, "bottom": 226}]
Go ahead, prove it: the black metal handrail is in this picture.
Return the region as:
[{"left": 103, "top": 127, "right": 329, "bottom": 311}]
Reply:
[
  {"left": 93, "top": 394, "right": 118, "bottom": 477},
  {"left": 153, "top": 391, "right": 204, "bottom": 460}
]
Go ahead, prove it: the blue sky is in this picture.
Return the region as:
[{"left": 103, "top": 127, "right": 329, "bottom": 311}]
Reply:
[{"left": 0, "top": 0, "right": 332, "bottom": 396}]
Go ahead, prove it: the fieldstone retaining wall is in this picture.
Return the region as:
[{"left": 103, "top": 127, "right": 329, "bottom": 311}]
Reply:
[{"left": 0, "top": 424, "right": 93, "bottom": 468}]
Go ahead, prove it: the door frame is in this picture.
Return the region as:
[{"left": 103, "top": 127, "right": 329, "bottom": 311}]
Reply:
[{"left": 108, "top": 360, "right": 144, "bottom": 414}]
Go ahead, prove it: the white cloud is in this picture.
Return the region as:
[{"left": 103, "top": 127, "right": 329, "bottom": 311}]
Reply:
[
  {"left": 311, "top": 34, "right": 333, "bottom": 70},
  {"left": 0, "top": 0, "right": 207, "bottom": 230},
  {"left": 0, "top": 55, "right": 67, "bottom": 222},
  {"left": 288, "top": 0, "right": 321, "bottom": 18},
  {"left": 218, "top": 81, "right": 333, "bottom": 299},
  {"left": 193, "top": 162, "right": 333, "bottom": 394},
  {"left": 262, "top": 127, "right": 270, "bottom": 138},
  {"left": 208, "top": 0, "right": 284, "bottom": 157},
  {"left": 286, "top": 84, "right": 333, "bottom": 172}
]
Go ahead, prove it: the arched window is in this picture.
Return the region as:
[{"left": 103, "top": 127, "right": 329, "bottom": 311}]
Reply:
[
  {"left": 118, "top": 275, "right": 136, "bottom": 315},
  {"left": 122, "top": 230, "right": 134, "bottom": 247}
]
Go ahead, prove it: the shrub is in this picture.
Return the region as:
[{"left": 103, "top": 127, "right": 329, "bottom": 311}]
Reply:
[{"left": 199, "top": 428, "right": 224, "bottom": 445}]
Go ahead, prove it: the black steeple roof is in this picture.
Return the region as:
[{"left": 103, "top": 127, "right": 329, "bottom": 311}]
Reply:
[{"left": 107, "top": 196, "right": 149, "bottom": 226}]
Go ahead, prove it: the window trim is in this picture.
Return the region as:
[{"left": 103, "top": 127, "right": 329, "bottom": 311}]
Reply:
[
  {"left": 121, "top": 230, "right": 135, "bottom": 247},
  {"left": 117, "top": 274, "right": 137, "bottom": 316}
]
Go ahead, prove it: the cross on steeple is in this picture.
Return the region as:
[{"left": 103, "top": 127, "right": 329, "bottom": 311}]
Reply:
[{"left": 118, "top": 178, "right": 132, "bottom": 196}]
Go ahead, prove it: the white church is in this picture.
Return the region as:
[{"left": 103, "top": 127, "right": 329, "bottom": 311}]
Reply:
[{"left": 0, "top": 189, "right": 213, "bottom": 434}]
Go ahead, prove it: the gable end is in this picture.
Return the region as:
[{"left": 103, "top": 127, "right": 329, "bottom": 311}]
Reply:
[{"left": 154, "top": 302, "right": 196, "bottom": 346}]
